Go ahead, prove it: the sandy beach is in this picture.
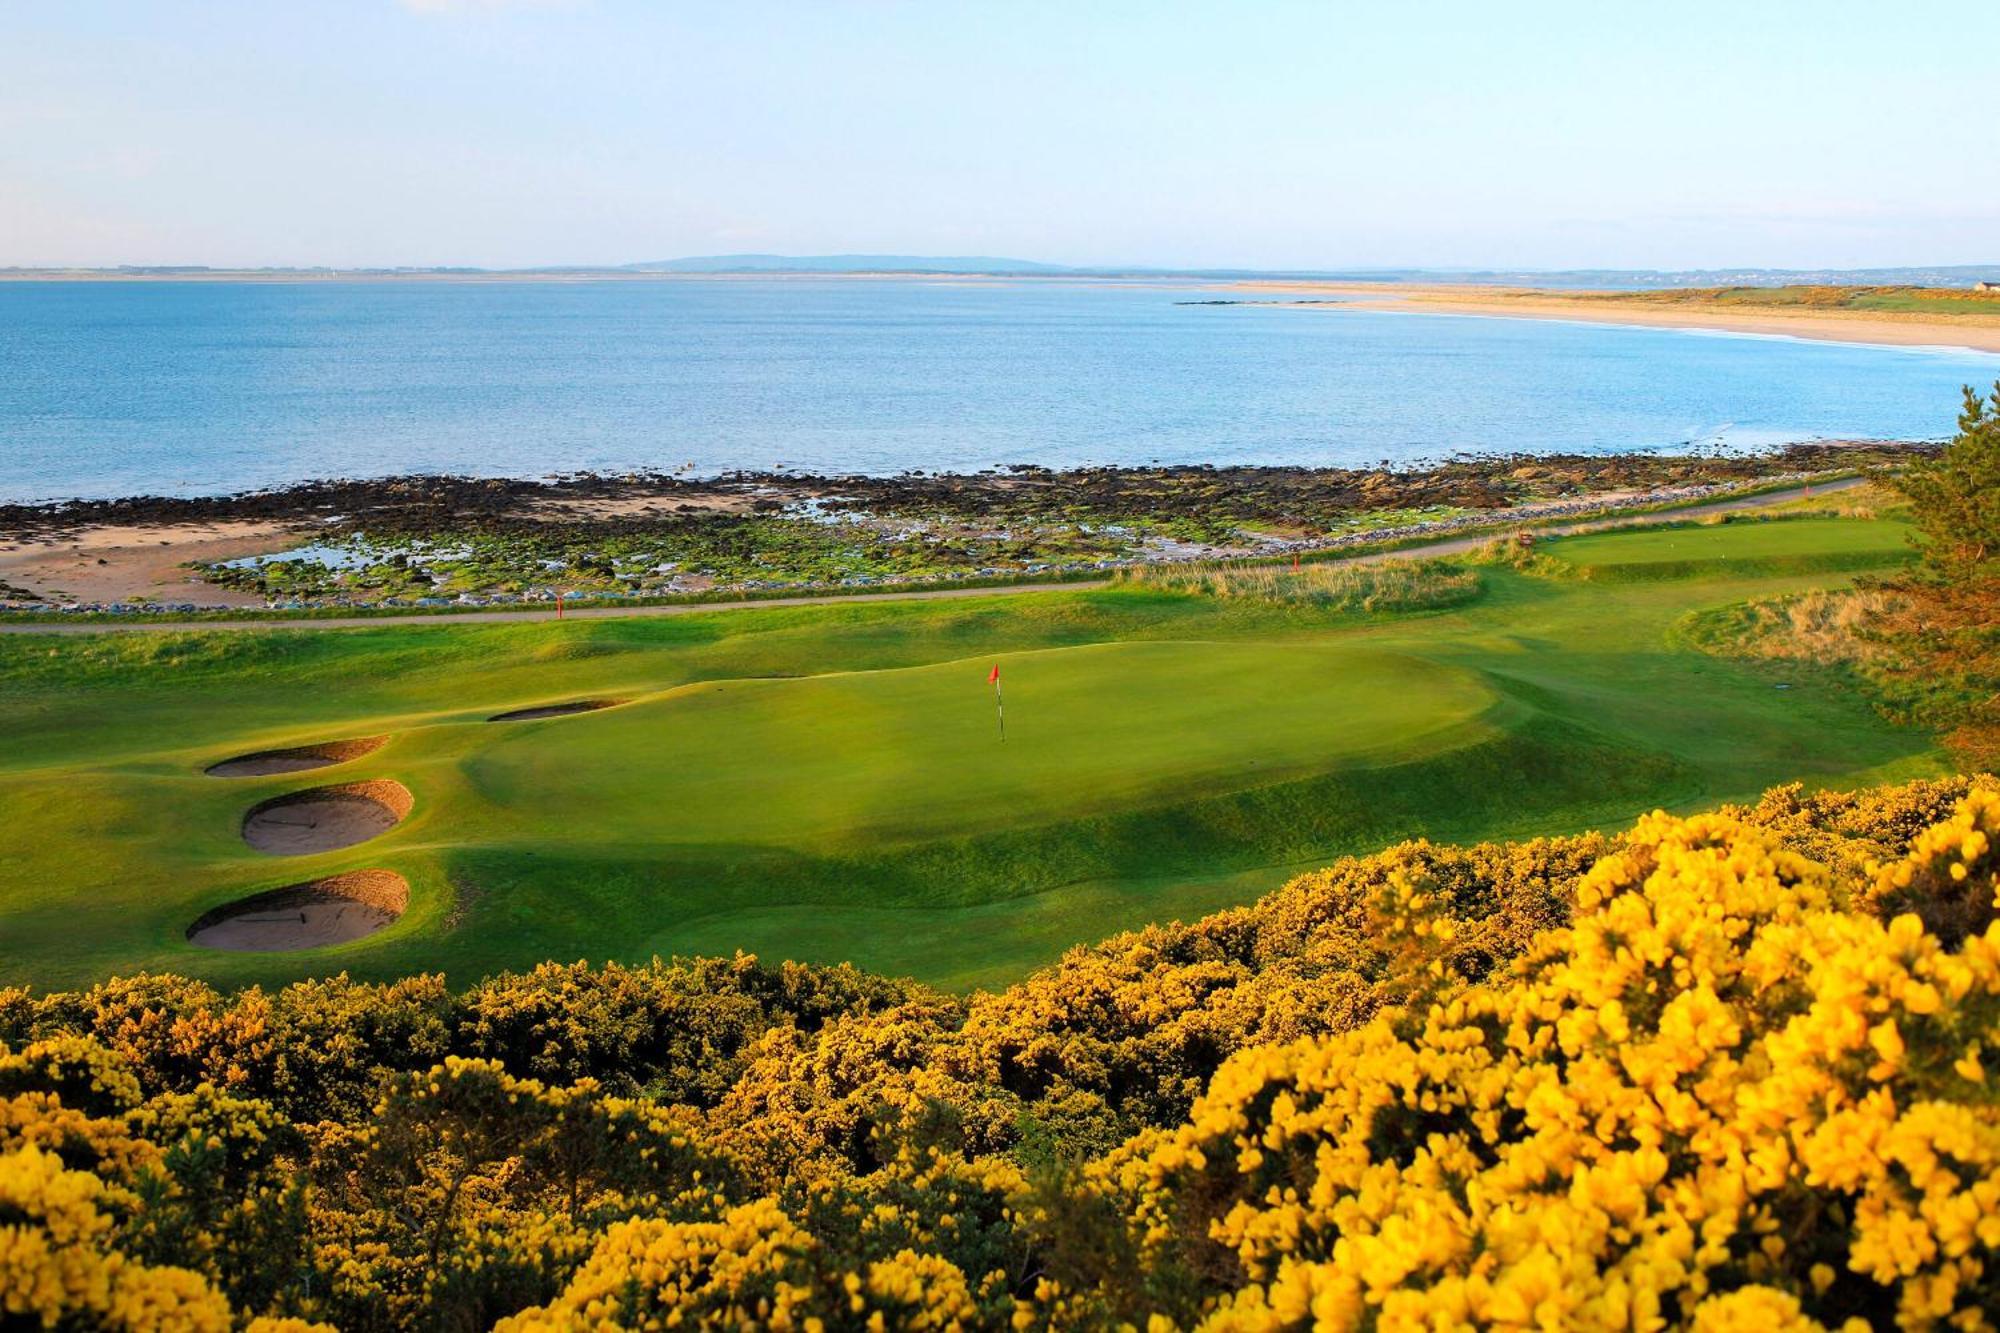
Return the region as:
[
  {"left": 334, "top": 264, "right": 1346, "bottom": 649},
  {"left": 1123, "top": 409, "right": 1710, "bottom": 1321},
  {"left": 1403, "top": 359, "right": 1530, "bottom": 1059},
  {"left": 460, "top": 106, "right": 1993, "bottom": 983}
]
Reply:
[
  {"left": 0, "top": 520, "right": 296, "bottom": 606},
  {"left": 1237, "top": 282, "right": 2000, "bottom": 355}
]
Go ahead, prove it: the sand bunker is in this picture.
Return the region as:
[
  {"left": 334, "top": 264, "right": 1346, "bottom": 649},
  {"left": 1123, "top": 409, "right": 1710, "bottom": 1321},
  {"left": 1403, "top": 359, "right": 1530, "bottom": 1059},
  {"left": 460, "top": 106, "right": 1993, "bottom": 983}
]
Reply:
[
  {"left": 206, "top": 734, "right": 389, "bottom": 778},
  {"left": 240, "top": 779, "right": 413, "bottom": 855},
  {"left": 488, "top": 699, "right": 618, "bottom": 722},
  {"left": 186, "top": 869, "right": 408, "bottom": 951}
]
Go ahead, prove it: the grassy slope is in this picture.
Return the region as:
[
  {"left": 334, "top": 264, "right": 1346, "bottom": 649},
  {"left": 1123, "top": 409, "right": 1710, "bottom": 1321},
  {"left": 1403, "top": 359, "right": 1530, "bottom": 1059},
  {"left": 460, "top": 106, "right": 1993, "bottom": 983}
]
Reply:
[{"left": 0, "top": 514, "right": 1938, "bottom": 992}]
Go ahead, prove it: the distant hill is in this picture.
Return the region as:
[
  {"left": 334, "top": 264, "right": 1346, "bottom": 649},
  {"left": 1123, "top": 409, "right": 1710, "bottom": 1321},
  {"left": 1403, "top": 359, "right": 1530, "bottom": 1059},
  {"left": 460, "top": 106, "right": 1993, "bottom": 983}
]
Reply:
[
  {"left": 6, "top": 260, "right": 1996, "bottom": 289},
  {"left": 624, "top": 254, "right": 1075, "bottom": 275}
]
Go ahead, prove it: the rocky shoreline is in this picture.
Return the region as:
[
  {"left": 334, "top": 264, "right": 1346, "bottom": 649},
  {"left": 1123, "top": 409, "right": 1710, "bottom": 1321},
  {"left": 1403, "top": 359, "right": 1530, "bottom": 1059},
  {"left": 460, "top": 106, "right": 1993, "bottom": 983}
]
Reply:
[{"left": 0, "top": 443, "right": 1923, "bottom": 615}]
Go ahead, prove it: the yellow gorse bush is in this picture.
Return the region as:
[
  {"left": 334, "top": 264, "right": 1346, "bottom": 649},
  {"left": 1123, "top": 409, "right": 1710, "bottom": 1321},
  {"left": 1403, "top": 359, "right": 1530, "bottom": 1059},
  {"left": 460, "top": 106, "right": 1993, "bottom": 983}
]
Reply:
[
  {"left": 0, "top": 1142, "right": 245, "bottom": 1332},
  {"left": 1867, "top": 787, "right": 2000, "bottom": 943},
  {"left": 1, "top": 774, "right": 1996, "bottom": 1329},
  {"left": 1093, "top": 794, "right": 2000, "bottom": 1331},
  {"left": 494, "top": 1196, "right": 992, "bottom": 1332}
]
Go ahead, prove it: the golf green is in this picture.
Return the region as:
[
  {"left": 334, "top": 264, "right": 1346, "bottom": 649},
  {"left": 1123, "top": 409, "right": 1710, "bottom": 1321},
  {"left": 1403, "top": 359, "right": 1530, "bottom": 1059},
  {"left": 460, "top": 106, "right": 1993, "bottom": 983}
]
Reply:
[{"left": 465, "top": 643, "right": 1496, "bottom": 848}]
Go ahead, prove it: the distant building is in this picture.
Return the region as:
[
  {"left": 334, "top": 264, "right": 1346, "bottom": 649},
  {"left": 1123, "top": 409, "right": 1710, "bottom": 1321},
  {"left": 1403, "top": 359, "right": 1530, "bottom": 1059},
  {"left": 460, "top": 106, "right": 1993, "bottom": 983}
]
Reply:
[{"left": 1978, "top": 281, "right": 2000, "bottom": 293}]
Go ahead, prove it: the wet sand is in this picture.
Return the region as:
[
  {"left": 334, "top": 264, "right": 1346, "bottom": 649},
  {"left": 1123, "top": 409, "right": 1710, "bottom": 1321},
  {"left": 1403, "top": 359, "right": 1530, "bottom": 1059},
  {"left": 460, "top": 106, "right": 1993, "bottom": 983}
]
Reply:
[{"left": 526, "top": 492, "right": 754, "bottom": 520}]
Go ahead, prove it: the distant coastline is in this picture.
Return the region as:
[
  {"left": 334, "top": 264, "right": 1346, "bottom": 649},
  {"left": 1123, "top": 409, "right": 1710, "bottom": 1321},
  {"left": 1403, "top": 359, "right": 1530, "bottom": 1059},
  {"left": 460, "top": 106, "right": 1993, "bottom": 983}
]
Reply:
[{"left": 1241, "top": 282, "right": 2000, "bottom": 356}]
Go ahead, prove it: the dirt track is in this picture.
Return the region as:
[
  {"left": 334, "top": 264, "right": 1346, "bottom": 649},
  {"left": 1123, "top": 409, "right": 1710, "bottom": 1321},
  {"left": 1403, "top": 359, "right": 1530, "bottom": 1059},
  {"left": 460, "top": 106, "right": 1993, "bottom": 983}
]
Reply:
[{"left": 0, "top": 479, "right": 1862, "bottom": 637}]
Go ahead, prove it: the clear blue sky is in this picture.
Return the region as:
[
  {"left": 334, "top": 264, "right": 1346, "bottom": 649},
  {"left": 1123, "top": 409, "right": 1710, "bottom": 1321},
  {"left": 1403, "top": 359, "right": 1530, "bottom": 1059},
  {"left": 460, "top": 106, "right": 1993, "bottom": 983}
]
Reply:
[{"left": 5, "top": 0, "right": 1996, "bottom": 270}]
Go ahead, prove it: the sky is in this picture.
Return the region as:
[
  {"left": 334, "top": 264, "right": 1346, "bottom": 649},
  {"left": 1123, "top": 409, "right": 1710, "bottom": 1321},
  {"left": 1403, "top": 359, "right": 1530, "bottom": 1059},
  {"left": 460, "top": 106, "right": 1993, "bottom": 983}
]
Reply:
[{"left": 4, "top": 0, "right": 1997, "bottom": 271}]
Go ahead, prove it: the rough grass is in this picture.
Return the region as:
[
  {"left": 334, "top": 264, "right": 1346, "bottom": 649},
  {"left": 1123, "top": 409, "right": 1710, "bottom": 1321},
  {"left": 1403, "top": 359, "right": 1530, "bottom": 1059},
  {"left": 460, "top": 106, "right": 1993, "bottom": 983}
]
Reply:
[
  {"left": 1688, "top": 572, "right": 2000, "bottom": 772},
  {"left": 1114, "top": 557, "right": 1480, "bottom": 611},
  {"left": 1738, "top": 480, "right": 1905, "bottom": 521},
  {"left": 1688, "top": 588, "right": 1904, "bottom": 667}
]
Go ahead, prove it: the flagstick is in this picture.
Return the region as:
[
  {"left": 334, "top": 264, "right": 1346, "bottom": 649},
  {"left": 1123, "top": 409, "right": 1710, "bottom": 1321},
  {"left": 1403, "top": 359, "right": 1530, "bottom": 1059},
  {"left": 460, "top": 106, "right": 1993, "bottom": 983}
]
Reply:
[{"left": 994, "top": 677, "right": 1005, "bottom": 742}]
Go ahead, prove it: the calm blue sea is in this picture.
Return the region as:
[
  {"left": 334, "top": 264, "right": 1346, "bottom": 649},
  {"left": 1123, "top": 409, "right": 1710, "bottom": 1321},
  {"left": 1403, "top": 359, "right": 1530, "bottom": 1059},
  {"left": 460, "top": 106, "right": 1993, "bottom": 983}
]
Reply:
[{"left": 1, "top": 278, "right": 1995, "bottom": 503}]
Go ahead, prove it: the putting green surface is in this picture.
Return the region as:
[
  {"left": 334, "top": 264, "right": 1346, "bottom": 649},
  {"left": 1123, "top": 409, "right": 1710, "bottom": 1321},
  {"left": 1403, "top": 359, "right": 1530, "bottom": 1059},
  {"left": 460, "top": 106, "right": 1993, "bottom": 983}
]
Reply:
[
  {"left": 468, "top": 644, "right": 1496, "bottom": 848},
  {"left": 0, "top": 512, "right": 1937, "bottom": 992}
]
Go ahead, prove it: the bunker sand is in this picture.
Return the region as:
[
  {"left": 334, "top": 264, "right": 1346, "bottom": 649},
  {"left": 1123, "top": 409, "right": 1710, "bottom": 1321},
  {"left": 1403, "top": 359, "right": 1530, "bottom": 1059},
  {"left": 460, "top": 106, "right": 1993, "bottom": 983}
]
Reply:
[
  {"left": 186, "top": 870, "right": 408, "bottom": 951},
  {"left": 206, "top": 735, "right": 390, "bottom": 777},
  {"left": 488, "top": 700, "right": 621, "bottom": 722},
  {"left": 240, "top": 780, "right": 413, "bottom": 855}
]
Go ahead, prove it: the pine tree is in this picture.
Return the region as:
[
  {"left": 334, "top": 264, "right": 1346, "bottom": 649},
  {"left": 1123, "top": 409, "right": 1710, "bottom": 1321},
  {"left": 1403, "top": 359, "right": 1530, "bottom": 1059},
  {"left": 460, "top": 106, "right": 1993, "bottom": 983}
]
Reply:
[{"left": 1893, "top": 382, "right": 2000, "bottom": 578}]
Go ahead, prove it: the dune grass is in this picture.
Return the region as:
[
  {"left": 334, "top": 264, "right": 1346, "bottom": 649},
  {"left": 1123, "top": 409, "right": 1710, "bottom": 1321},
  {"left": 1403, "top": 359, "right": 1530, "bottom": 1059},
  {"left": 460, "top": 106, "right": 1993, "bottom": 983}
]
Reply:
[
  {"left": 1112, "top": 557, "right": 1480, "bottom": 611},
  {"left": 0, "top": 512, "right": 1944, "bottom": 992},
  {"left": 1573, "top": 284, "right": 2000, "bottom": 317}
]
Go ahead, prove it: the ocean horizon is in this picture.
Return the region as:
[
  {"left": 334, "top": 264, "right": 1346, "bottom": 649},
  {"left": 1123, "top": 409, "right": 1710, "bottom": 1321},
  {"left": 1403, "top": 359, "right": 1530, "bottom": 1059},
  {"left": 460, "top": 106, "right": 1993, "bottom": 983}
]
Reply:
[{"left": 2, "top": 277, "right": 1995, "bottom": 505}]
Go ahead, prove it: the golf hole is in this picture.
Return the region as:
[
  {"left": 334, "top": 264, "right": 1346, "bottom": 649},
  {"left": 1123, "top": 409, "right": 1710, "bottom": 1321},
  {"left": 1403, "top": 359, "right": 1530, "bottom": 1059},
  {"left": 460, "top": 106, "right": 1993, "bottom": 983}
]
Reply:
[
  {"left": 187, "top": 870, "right": 409, "bottom": 951},
  {"left": 240, "top": 780, "right": 413, "bottom": 855},
  {"left": 206, "top": 735, "right": 390, "bottom": 778},
  {"left": 487, "top": 699, "right": 619, "bottom": 722}
]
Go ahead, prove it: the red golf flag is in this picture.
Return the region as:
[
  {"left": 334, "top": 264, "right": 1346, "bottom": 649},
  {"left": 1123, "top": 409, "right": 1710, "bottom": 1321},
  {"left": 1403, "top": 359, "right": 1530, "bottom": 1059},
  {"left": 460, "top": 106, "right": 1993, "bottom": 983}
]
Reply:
[{"left": 988, "top": 664, "right": 1005, "bottom": 741}]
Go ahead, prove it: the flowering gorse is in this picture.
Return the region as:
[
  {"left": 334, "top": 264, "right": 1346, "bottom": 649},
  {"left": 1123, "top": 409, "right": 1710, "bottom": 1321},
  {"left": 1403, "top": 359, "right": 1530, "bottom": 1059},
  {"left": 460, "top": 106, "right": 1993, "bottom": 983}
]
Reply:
[
  {"left": 1, "top": 775, "right": 1995, "bottom": 1329},
  {"left": 1092, "top": 792, "right": 2000, "bottom": 1330}
]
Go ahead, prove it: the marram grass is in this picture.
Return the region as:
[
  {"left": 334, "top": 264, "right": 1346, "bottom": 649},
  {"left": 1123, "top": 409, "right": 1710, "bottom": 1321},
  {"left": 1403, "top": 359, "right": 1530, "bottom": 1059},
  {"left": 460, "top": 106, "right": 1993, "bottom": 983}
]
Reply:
[{"left": 1114, "top": 555, "right": 1481, "bottom": 611}]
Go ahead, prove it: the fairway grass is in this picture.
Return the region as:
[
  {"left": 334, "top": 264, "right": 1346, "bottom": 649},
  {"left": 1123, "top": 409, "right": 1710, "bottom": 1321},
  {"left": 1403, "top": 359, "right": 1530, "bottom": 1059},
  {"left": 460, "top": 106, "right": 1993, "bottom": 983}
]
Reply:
[
  {"left": 0, "top": 512, "right": 1938, "bottom": 992},
  {"left": 1541, "top": 514, "right": 1913, "bottom": 581}
]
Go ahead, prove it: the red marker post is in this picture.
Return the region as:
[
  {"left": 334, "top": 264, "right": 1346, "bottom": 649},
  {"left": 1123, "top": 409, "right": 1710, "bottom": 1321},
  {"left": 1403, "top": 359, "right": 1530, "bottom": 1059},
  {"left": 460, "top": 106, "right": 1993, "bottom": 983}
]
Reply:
[{"left": 556, "top": 591, "right": 565, "bottom": 621}]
